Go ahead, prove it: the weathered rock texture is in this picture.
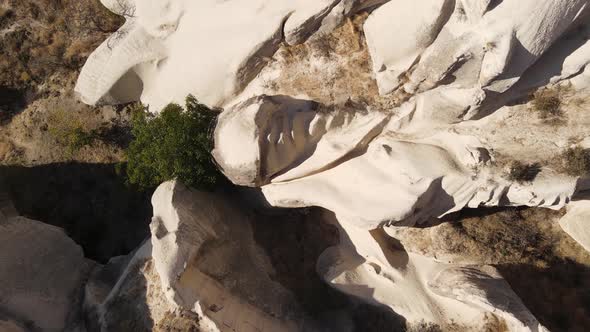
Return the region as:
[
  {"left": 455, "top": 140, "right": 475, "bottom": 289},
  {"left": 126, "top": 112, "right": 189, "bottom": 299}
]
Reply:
[
  {"left": 214, "top": 95, "right": 577, "bottom": 228},
  {"left": 150, "top": 181, "right": 309, "bottom": 331},
  {"left": 559, "top": 200, "right": 590, "bottom": 253},
  {"left": 76, "top": 0, "right": 379, "bottom": 110},
  {"left": 75, "top": 0, "right": 590, "bottom": 330},
  {"left": 0, "top": 208, "right": 91, "bottom": 331}
]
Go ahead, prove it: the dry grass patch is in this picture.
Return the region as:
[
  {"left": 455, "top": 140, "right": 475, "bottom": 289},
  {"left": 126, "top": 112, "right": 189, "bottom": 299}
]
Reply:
[
  {"left": 0, "top": 0, "right": 123, "bottom": 91},
  {"left": 532, "top": 88, "right": 562, "bottom": 119},
  {"left": 270, "top": 13, "right": 398, "bottom": 111},
  {"left": 432, "top": 207, "right": 590, "bottom": 331},
  {"left": 154, "top": 311, "right": 200, "bottom": 332},
  {"left": 506, "top": 160, "right": 542, "bottom": 183},
  {"left": 559, "top": 146, "right": 590, "bottom": 177},
  {"left": 47, "top": 108, "right": 99, "bottom": 155}
]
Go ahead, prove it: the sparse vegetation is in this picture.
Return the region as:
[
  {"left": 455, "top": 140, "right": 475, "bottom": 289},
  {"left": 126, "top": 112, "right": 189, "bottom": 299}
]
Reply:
[
  {"left": 405, "top": 320, "right": 443, "bottom": 332},
  {"left": 48, "top": 108, "right": 98, "bottom": 155},
  {"left": 273, "top": 13, "right": 398, "bottom": 110},
  {"left": 122, "top": 96, "right": 222, "bottom": 190},
  {"left": 0, "top": 0, "right": 124, "bottom": 91},
  {"left": 532, "top": 87, "right": 562, "bottom": 120},
  {"left": 430, "top": 207, "right": 590, "bottom": 331},
  {"left": 0, "top": 6, "right": 14, "bottom": 28},
  {"left": 560, "top": 146, "right": 590, "bottom": 177},
  {"left": 506, "top": 161, "right": 541, "bottom": 183},
  {"left": 154, "top": 310, "right": 200, "bottom": 332}
]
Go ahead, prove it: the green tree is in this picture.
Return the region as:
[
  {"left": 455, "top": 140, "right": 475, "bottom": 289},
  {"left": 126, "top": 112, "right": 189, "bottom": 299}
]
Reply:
[{"left": 123, "top": 95, "right": 222, "bottom": 190}]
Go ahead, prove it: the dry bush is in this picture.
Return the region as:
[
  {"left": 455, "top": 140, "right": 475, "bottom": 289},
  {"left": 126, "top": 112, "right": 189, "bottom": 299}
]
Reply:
[
  {"left": 560, "top": 146, "right": 590, "bottom": 177},
  {"left": 47, "top": 108, "right": 97, "bottom": 155},
  {"left": 154, "top": 311, "right": 200, "bottom": 332},
  {"left": 405, "top": 321, "right": 443, "bottom": 332},
  {"left": 272, "top": 13, "right": 398, "bottom": 110},
  {"left": 0, "top": 5, "right": 14, "bottom": 28},
  {"left": 506, "top": 161, "right": 541, "bottom": 183},
  {"left": 532, "top": 88, "right": 561, "bottom": 117}
]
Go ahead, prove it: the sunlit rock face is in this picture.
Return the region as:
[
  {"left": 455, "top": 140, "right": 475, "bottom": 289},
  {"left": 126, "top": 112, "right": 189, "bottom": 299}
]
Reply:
[
  {"left": 213, "top": 95, "right": 577, "bottom": 228},
  {"left": 365, "top": 0, "right": 590, "bottom": 119},
  {"left": 75, "top": 0, "right": 381, "bottom": 110},
  {"left": 144, "top": 182, "right": 550, "bottom": 331},
  {"left": 75, "top": 0, "right": 590, "bottom": 330}
]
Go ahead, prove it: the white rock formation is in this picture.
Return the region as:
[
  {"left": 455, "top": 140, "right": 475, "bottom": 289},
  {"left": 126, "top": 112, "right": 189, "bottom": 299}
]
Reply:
[
  {"left": 75, "top": 0, "right": 590, "bottom": 329},
  {"left": 364, "top": 0, "right": 455, "bottom": 94},
  {"left": 365, "top": 0, "right": 590, "bottom": 118},
  {"left": 318, "top": 212, "right": 548, "bottom": 331},
  {"left": 213, "top": 95, "right": 577, "bottom": 228},
  {"left": 150, "top": 181, "right": 309, "bottom": 332},
  {"left": 559, "top": 199, "right": 590, "bottom": 253},
  {"left": 0, "top": 213, "right": 91, "bottom": 331},
  {"left": 143, "top": 181, "right": 550, "bottom": 331},
  {"left": 75, "top": 0, "right": 377, "bottom": 110}
]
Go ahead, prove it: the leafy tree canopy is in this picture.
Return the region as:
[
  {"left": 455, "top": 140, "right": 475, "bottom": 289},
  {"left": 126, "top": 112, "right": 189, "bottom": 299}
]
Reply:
[{"left": 123, "top": 95, "right": 223, "bottom": 190}]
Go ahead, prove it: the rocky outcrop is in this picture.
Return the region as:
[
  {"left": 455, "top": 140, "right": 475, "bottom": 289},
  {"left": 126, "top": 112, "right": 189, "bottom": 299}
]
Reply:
[
  {"left": 84, "top": 241, "right": 176, "bottom": 332},
  {"left": 365, "top": 0, "right": 590, "bottom": 119},
  {"left": 74, "top": 0, "right": 590, "bottom": 330},
  {"left": 150, "top": 181, "right": 310, "bottom": 331},
  {"left": 100, "top": 181, "right": 550, "bottom": 332},
  {"left": 75, "top": 0, "right": 377, "bottom": 110},
  {"left": 0, "top": 211, "right": 92, "bottom": 331},
  {"left": 213, "top": 95, "right": 577, "bottom": 228},
  {"left": 317, "top": 214, "right": 548, "bottom": 331},
  {"left": 364, "top": 0, "right": 455, "bottom": 95},
  {"left": 559, "top": 199, "right": 590, "bottom": 253}
]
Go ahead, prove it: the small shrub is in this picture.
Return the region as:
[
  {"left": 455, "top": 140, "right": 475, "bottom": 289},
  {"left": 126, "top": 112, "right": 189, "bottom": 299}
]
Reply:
[
  {"left": 532, "top": 88, "right": 562, "bottom": 119},
  {"left": 124, "top": 95, "right": 222, "bottom": 190},
  {"left": 561, "top": 146, "right": 590, "bottom": 177},
  {"left": 405, "top": 320, "right": 443, "bottom": 332},
  {"left": 48, "top": 109, "right": 97, "bottom": 155},
  {"left": 19, "top": 72, "right": 31, "bottom": 82},
  {"left": 0, "top": 7, "right": 14, "bottom": 28},
  {"left": 507, "top": 161, "right": 541, "bottom": 183},
  {"left": 67, "top": 128, "right": 96, "bottom": 151},
  {"left": 154, "top": 310, "right": 200, "bottom": 332},
  {"left": 63, "top": 39, "right": 96, "bottom": 67}
]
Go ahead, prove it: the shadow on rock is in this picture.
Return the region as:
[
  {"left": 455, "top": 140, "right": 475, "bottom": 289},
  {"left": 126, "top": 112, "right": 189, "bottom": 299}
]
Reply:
[
  {"left": 498, "top": 259, "right": 590, "bottom": 332},
  {"left": 0, "top": 162, "right": 153, "bottom": 263},
  {"left": 249, "top": 206, "right": 406, "bottom": 332}
]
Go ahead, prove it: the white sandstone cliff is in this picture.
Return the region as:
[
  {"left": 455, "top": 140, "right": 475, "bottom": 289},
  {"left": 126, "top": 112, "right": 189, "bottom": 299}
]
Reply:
[{"left": 74, "top": 0, "right": 590, "bottom": 330}]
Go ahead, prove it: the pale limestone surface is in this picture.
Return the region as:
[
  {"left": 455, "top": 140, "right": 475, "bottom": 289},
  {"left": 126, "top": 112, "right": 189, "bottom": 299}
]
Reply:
[
  {"left": 213, "top": 96, "right": 577, "bottom": 228},
  {"left": 317, "top": 212, "right": 548, "bottom": 331},
  {"left": 74, "top": 1, "right": 590, "bottom": 330},
  {"left": 145, "top": 182, "right": 550, "bottom": 331},
  {"left": 364, "top": 0, "right": 455, "bottom": 94},
  {"left": 150, "top": 181, "right": 308, "bottom": 332},
  {"left": 75, "top": 0, "right": 373, "bottom": 110},
  {"left": 365, "top": 0, "right": 590, "bottom": 119},
  {"left": 0, "top": 214, "right": 89, "bottom": 331},
  {"left": 559, "top": 200, "right": 590, "bottom": 253}
]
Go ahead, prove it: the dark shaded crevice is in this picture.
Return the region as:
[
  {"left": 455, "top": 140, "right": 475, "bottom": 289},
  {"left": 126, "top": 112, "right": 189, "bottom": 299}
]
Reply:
[
  {"left": 0, "top": 85, "right": 27, "bottom": 122},
  {"left": 249, "top": 206, "right": 406, "bottom": 331},
  {"left": 499, "top": 260, "right": 590, "bottom": 332},
  {"left": 0, "top": 162, "right": 153, "bottom": 263}
]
